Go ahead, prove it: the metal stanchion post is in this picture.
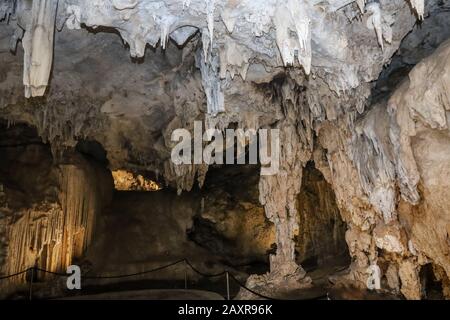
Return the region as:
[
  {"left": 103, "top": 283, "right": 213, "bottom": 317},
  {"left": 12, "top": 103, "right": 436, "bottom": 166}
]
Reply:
[
  {"left": 29, "top": 267, "right": 34, "bottom": 301},
  {"left": 226, "top": 271, "right": 230, "bottom": 300},
  {"left": 184, "top": 260, "right": 188, "bottom": 290}
]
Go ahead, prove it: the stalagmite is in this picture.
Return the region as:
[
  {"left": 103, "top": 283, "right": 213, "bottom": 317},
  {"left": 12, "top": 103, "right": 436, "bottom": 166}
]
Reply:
[
  {"left": 399, "top": 260, "right": 422, "bottom": 299},
  {"left": 238, "top": 118, "right": 314, "bottom": 298},
  {"left": 22, "top": 0, "right": 58, "bottom": 98}
]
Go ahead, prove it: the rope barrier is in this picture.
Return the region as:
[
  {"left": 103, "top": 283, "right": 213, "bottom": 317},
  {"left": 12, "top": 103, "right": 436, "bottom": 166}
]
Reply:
[
  {"left": 0, "top": 259, "right": 327, "bottom": 300},
  {"left": 184, "top": 259, "right": 227, "bottom": 278},
  {"left": 0, "top": 269, "right": 29, "bottom": 280},
  {"left": 35, "top": 268, "right": 67, "bottom": 277},
  {"left": 83, "top": 259, "right": 186, "bottom": 279},
  {"left": 227, "top": 273, "right": 278, "bottom": 300}
]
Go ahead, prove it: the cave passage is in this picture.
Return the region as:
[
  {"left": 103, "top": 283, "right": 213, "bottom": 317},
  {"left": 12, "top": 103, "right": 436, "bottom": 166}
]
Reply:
[
  {"left": 0, "top": 122, "right": 350, "bottom": 299},
  {"left": 296, "top": 161, "right": 350, "bottom": 272}
]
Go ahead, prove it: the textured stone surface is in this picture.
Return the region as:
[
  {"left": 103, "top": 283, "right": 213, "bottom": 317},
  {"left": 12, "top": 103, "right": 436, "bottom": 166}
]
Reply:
[
  {"left": 0, "top": 123, "right": 113, "bottom": 296},
  {"left": 0, "top": 0, "right": 449, "bottom": 299}
]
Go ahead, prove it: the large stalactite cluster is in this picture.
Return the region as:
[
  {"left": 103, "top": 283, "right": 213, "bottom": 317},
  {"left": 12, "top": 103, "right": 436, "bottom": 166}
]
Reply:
[{"left": 0, "top": 0, "right": 449, "bottom": 299}]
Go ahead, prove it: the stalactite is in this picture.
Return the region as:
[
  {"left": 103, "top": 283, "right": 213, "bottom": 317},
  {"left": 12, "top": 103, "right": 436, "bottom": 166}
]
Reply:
[
  {"left": 218, "top": 40, "right": 251, "bottom": 80},
  {"left": 3, "top": 203, "right": 63, "bottom": 284},
  {"left": 366, "top": 2, "right": 384, "bottom": 50},
  {"left": 195, "top": 48, "right": 225, "bottom": 115},
  {"left": 160, "top": 16, "right": 176, "bottom": 50},
  {"left": 205, "top": 0, "right": 215, "bottom": 48},
  {"left": 0, "top": 0, "right": 15, "bottom": 21},
  {"left": 58, "top": 164, "right": 100, "bottom": 267},
  {"left": 356, "top": 0, "right": 366, "bottom": 13},
  {"left": 409, "top": 0, "right": 425, "bottom": 20},
  {"left": 1, "top": 0, "right": 449, "bottom": 301},
  {"left": 22, "top": 0, "right": 58, "bottom": 98},
  {"left": 1, "top": 0, "right": 428, "bottom": 99},
  {"left": 273, "top": 0, "right": 311, "bottom": 74}
]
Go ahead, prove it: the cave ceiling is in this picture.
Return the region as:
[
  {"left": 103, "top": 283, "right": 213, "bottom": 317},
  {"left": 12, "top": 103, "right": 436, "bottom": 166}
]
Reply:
[{"left": 0, "top": 1, "right": 447, "bottom": 189}]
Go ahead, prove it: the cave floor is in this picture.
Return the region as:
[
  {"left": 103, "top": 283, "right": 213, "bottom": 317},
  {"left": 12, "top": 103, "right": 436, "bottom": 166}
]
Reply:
[
  {"left": 61, "top": 289, "right": 225, "bottom": 300},
  {"left": 275, "top": 263, "right": 402, "bottom": 300},
  {"left": 6, "top": 265, "right": 402, "bottom": 300}
]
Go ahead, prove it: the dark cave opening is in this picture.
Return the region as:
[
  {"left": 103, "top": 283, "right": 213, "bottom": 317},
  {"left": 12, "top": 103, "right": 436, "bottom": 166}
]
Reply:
[
  {"left": 420, "top": 263, "right": 445, "bottom": 300},
  {"left": 296, "top": 161, "right": 350, "bottom": 272},
  {"left": 75, "top": 139, "right": 109, "bottom": 165},
  {"left": 188, "top": 164, "right": 272, "bottom": 276},
  {"left": 187, "top": 161, "right": 351, "bottom": 284},
  {"left": 0, "top": 121, "right": 57, "bottom": 210}
]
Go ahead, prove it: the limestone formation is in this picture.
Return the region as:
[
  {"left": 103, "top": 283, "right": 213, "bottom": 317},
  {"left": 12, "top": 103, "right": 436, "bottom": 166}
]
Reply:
[{"left": 0, "top": 0, "right": 449, "bottom": 300}]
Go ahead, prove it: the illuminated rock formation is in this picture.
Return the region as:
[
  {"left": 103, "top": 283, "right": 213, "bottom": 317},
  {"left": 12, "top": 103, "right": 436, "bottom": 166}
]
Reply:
[{"left": 0, "top": 0, "right": 449, "bottom": 299}]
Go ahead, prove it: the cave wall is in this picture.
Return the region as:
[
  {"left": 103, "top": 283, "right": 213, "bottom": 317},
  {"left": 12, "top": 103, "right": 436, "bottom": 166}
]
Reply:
[
  {"left": 86, "top": 165, "right": 274, "bottom": 279},
  {"left": 85, "top": 189, "right": 202, "bottom": 280},
  {"left": 314, "top": 39, "right": 450, "bottom": 299},
  {"left": 0, "top": 123, "right": 113, "bottom": 293}
]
